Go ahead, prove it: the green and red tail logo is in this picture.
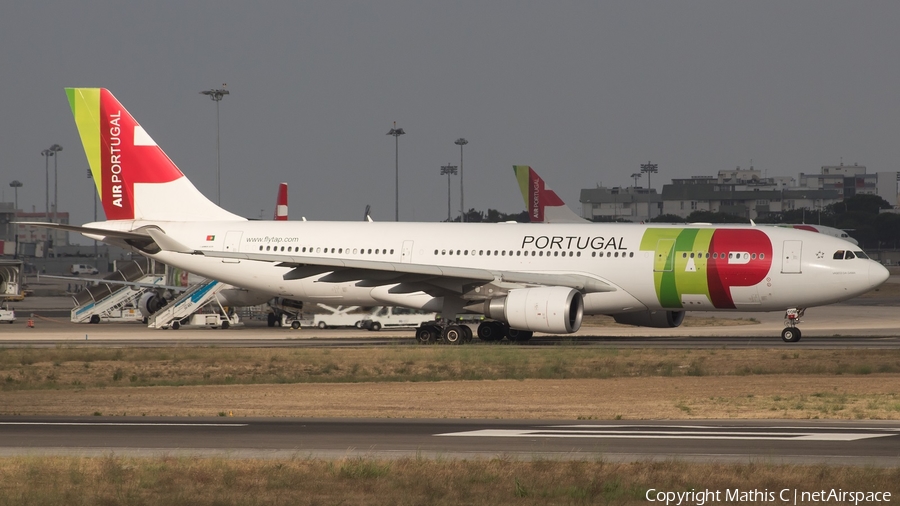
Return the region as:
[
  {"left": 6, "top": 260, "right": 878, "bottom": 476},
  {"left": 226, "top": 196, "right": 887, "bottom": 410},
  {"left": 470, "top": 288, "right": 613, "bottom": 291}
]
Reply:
[
  {"left": 513, "top": 165, "right": 565, "bottom": 223},
  {"left": 66, "top": 88, "right": 183, "bottom": 220},
  {"left": 640, "top": 228, "right": 773, "bottom": 309}
]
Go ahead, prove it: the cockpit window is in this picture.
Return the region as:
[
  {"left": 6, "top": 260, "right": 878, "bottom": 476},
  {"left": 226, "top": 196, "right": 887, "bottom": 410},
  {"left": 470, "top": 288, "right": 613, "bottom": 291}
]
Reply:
[
  {"left": 855, "top": 251, "right": 869, "bottom": 259},
  {"left": 833, "top": 251, "right": 844, "bottom": 260},
  {"left": 844, "top": 251, "right": 855, "bottom": 259}
]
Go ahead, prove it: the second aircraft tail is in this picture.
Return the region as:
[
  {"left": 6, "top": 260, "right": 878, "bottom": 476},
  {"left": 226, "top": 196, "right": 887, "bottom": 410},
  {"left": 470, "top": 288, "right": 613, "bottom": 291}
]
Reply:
[{"left": 513, "top": 165, "right": 587, "bottom": 223}]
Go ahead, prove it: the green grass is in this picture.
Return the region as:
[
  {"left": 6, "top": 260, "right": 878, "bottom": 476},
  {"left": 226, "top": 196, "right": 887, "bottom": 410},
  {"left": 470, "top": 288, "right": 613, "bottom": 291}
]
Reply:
[
  {"left": 0, "top": 346, "right": 898, "bottom": 392},
  {"left": 0, "top": 456, "right": 896, "bottom": 506}
]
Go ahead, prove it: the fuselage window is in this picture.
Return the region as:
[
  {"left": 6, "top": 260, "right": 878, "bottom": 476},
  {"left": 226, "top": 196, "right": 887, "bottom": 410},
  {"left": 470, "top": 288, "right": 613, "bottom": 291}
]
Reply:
[
  {"left": 539, "top": 251, "right": 543, "bottom": 257},
  {"left": 607, "top": 252, "right": 612, "bottom": 258},
  {"left": 751, "top": 253, "right": 756, "bottom": 259},
  {"left": 592, "top": 252, "right": 596, "bottom": 258},
  {"left": 629, "top": 252, "right": 634, "bottom": 258},
  {"left": 479, "top": 250, "right": 483, "bottom": 255},
  {"left": 577, "top": 251, "right": 581, "bottom": 257},
  {"left": 266, "top": 246, "right": 271, "bottom": 251},
  {"left": 259, "top": 246, "right": 263, "bottom": 251},
  {"left": 728, "top": 252, "right": 733, "bottom": 259},
  {"left": 682, "top": 253, "right": 688, "bottom": 259},
  {"left": 759, "top": 253, "right": 765, "bottom": 259},
  {"left": 614, "top": 252, "right": 619, "bottom": 258},
  {"left": 516, "top": 251, "right": 521, "bottom": 256},
  {"left": 690, "top": 253, "right": 694, "bottom": 258},
  {"left": 493, "top": 250, "right": 498, "bottom": 256},
  {"left": 501, "top": 251, "right": 506, "bottom": 256}
]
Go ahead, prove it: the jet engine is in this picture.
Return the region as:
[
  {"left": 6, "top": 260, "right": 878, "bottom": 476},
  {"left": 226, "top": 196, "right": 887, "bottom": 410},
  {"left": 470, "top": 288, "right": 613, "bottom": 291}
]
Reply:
[
  {"left": 611, "top": 310, "right": 685, "bottom": 328},
  {"left": 138, "top": 291, "right": 169, "bottom": 318},
  {"left": 481, "top": 286, "right": 583, "bottom": 334}
]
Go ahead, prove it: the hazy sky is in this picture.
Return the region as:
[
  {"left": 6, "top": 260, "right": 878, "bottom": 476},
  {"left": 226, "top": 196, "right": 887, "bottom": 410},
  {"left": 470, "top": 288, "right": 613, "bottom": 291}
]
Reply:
[{"left": 3, "top": 2, "right": 900, "bottom": 240}]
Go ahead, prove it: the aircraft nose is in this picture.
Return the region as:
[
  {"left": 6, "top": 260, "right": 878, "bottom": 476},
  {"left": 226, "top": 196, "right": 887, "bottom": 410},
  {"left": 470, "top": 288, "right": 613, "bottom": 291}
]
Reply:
[{"left": 870, "top": 261, "right": 890, "bottom": 288}]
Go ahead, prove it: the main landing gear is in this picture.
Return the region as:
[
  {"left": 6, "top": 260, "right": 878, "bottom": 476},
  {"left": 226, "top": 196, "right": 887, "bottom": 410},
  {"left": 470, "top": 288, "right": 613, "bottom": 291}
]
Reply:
[
  {"left": 781, "top": 308, "right": 805, "bottom": 343},
  {"left": 414, "top": 321, "right": 534, "bottom": 345},
  {"left": 415, "top": 323, "right": 473, "bottom": 345}
]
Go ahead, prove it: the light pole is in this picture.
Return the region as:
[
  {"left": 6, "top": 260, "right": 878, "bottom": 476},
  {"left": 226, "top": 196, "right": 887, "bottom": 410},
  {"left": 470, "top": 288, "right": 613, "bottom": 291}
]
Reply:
[
  {"left": 200, "top": 85, "right": 229, "bottom": 205},
  {"left": 387, "top": 123, "right": 405, "bottom": 221},
  {"left": 9, "top": 180, "right": 22, "bottom": 212},
  {"left": 631, "top": 172, "right": 642, "bottom": 187},
  {"left": 640, "top": 161, "right": 659, "bottom": 219},
  {"left": 50, "top": 144, "right": 62, "bottom": 224},
  {"left": 455, "top": 138, "right": 468, "bottom": 221},
  {"left": 440, "top": 164, "right": 458, "bottom": 222},
  {"left": 41, "top": 148, "right": 53, "bottom": 221},
  {"left": 8, "top": 180, "right": 22, "bottom": 245}
]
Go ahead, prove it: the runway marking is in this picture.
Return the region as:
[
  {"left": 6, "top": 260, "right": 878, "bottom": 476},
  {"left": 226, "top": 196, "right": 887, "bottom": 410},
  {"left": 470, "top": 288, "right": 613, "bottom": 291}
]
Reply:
[
  {"left": 437, "top": 426, "right": 898, "bottom": 442},
  {"left": 0, "top": 422, "right": 247, "bottom": 427}
]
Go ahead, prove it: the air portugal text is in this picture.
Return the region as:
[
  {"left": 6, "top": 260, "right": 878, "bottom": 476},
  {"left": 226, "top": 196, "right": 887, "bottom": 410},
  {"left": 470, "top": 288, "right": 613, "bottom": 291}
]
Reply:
[
  {"left": 522, "top": 235, "right": 627, "bottom": 251},
  {"left": 108, "top": 110, "right": 124, "bottom": 208}
]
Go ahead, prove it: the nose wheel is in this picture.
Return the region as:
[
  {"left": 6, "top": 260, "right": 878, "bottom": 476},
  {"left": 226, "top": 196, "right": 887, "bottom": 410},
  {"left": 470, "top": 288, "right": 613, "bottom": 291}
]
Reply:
[{"left": 781, "top": 308, "right": 805, "bottom": 343}]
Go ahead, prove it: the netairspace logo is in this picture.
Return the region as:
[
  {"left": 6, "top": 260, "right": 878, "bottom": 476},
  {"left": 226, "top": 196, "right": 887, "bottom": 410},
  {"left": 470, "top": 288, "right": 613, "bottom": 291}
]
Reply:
[{"left": 645, "top": 488, "right": 891, "bottom": 505}]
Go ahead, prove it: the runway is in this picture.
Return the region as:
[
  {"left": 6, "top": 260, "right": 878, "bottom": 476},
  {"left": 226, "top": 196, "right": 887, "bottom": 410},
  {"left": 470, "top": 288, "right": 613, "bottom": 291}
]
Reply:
[{"left": 1, "top": 417, "right": 897, "bottom": 466}]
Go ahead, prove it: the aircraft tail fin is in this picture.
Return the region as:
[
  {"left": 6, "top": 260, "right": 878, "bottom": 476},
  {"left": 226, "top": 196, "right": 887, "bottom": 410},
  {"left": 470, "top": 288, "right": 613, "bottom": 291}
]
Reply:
[
  {"left": 274, "top": 183, "right": 288, "bottom": 220},
  {"left": 66, "top": 88, "right": 244, "bottom": 222},
  {"left": 513, "top": 165, "right": 587, "bottom": 223}
]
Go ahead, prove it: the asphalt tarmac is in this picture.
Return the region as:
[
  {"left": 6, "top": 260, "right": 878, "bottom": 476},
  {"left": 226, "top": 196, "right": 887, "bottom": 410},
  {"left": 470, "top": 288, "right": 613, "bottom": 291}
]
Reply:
[
  {"left": 3, "top": 300, "right": 899, "bottom": 348},
  {"left": 1, "top": 417, "right": 897, "bottom": 466}
]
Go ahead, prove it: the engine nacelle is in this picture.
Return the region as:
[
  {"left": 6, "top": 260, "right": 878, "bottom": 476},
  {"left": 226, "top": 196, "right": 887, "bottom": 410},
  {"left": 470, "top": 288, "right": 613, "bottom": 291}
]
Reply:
[
  {"left": 138, "top": 291, "right": 168, "bottom": 318},
  {"left": 483, "top": 286, "right": 583, "bottom": 334},
  {"left": 612, "top": 310, "right": 685, "bottom": 328}
]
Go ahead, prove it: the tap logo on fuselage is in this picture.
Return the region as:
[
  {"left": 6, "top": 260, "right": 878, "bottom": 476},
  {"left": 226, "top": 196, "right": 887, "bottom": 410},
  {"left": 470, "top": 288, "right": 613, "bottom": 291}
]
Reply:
[{"left": 640, "top": 228, "right": 773, "bottom": 309}]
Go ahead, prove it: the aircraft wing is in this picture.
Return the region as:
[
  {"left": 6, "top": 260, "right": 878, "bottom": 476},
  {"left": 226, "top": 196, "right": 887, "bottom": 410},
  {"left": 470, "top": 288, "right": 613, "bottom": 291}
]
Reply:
[
  {"left": 193, "top": 249, "right": 615, "bottom": 296},
  {"left": 14, "top": 222, "right": 151, "bottom": 241},
  {"left": 38, "top": 273, "right": 187, "bottom": 292}
]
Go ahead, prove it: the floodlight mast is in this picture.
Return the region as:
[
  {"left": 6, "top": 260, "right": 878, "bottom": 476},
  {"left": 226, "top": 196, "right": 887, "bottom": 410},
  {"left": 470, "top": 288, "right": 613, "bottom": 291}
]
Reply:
[
  {"left": 640, "top": 161, "right": 659, "bottom": 219},
  {"left": 200, "top": 85, "right": 229, "bottom": 205},
  {"left": 455, "top": 138, "right": 468, "bottom": 221},
  {"left": 387, "top": 123, "right": 406, "bottom": 221},
  {"left": 440, "top": 164, "right": 458, "bottom": 221},
  {"left": 50, "top": 144, "right": 62, "bottom": 224}
]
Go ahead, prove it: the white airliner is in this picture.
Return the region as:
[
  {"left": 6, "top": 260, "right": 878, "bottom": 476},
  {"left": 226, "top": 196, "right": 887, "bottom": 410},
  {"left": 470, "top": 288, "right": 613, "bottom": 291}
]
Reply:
[{"left": 26, "top": 88, "right": 889, "bottom": 344}]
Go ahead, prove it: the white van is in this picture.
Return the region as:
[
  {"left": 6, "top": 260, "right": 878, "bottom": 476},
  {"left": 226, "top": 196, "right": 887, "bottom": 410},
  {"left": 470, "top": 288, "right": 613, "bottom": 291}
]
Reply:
[
  {"left": 0, "top": 305, "right": 14, "bottom": 324},
  {"left": 70, "top": 264, "right": 99, "bottom": 275},
  {"left": 359, "top": 306, "right": 437, "bottom": 331}
]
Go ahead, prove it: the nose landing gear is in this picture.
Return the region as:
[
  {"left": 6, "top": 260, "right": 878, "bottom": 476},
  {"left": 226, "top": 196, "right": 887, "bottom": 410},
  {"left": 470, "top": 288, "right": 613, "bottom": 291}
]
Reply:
[{"left": 781, "top": 308, "right": 805, "bottom": 343}]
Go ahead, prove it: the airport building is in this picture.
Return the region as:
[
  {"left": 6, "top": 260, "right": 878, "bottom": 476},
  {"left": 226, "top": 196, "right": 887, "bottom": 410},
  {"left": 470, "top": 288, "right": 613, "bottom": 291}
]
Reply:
[
  {"left": 579, "top": 164, "right": 899, "bottom": 222},
  {"left": 0, "top": 206, "right": 70, "bottom": 258},
  {"left": 579, "top": 186, "right": 661, "bottom": 222}
]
